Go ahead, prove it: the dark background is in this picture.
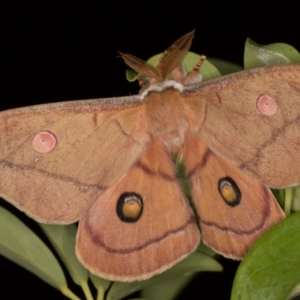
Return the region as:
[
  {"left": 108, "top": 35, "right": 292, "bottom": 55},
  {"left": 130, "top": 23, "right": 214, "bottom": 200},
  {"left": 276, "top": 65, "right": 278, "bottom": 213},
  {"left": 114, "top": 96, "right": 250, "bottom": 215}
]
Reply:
[{"left": 1, "top": 2, "right": 298, "bottom": 299}]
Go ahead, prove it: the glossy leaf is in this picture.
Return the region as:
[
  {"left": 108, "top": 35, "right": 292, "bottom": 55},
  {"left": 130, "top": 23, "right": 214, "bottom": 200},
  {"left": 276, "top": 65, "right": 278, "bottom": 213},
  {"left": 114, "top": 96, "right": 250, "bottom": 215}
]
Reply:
[
  {"left": 231, "top": 212, "right": 300, "bottom": 300},
  {"left": 244, "top": 38, "right": 300, "bottom": 69},
  {"left": 0, "top": 207, "right": 67, "bottom": 291}
]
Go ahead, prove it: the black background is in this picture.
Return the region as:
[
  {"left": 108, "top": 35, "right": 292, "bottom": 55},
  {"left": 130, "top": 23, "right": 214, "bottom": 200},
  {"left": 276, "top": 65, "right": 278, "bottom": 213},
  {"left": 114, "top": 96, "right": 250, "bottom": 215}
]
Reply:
[{"left": 1, "top": 2, "right": 298, "bottom": 299}]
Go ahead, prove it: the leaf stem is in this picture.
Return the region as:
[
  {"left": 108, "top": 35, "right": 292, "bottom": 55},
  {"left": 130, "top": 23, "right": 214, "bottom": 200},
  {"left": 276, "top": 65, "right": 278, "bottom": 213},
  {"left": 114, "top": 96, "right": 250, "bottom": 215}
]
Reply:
[
  {"left": 60, "top": 286, "right": 81, "bottom": 300},
  {"left": 80, "top": 280, "right": 94, "bottom": 300},
  {"left": 284, "top": 188, "right": 293, "bottom": 216}
]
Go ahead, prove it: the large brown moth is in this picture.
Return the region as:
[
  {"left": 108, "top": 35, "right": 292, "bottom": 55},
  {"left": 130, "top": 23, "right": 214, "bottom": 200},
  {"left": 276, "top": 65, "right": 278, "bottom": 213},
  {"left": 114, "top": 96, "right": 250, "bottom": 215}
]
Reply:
[{"left": 0, "top": 30, "right": 299, "bottom": 282}]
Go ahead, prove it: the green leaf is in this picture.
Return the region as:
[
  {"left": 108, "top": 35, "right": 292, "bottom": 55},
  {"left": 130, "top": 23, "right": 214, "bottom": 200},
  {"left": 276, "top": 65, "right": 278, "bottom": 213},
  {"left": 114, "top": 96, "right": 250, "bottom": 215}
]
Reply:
[
  {"left": 141, "top": 248, "right": 220, "bottom": 300},
  {"left": 39, "top": 224, "right": 88, "bottom": 283},
  {"left": 0, "top": 207, "right": 67, "bottom": 291},
  {"left": 231, "top": 212, "right": 300, "bottom": 300},
  {"left": 244, "top": 38, "right": 300, "bottom": 69},
  {"left": 196, "top": 241, "right": 217, "bottom": 257},
  {"left": 107, "top": 251, "right": 222, "bottom": 300},
  {"left": 125, "top": 68, "right": 139, "bottom": 82},
  {"left": 125, "top": 52, "right": 221, "bottom": 83},
  {"left": 207, "top": 57, "right": 243, "bottom": 75},
  {"left": 39, "top": 224, "right": 93, "bottom": 299},
  {"left": 140, "top": 273, "right": 195, "bottom": 300}
]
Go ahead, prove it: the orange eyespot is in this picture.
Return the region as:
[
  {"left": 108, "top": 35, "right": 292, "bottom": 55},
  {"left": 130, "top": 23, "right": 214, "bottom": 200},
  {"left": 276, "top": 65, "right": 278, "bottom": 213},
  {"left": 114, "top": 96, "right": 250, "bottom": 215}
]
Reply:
[
  {"left": 116, "top": 192, "right": 143, "bottom": 222},
  {"left": 218, "top": 177, "right": 241, "bottom": 207}
]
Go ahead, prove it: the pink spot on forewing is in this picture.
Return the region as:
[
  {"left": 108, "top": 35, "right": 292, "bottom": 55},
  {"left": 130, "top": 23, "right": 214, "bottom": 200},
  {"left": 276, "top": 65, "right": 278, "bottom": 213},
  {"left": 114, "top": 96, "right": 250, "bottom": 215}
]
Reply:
[
  {"left": 256, "top": 94, "right": 277, "bottom": 116},
  {"left": 32, "top": 131, "right": 57, "bottom": 153}
]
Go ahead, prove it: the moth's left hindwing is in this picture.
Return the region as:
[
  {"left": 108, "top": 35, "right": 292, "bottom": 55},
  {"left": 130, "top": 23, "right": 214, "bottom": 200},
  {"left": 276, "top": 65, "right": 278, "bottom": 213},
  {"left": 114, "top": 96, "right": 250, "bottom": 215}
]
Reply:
[{"left": 76, "top": 135, "right": 200, "bottom": 281}]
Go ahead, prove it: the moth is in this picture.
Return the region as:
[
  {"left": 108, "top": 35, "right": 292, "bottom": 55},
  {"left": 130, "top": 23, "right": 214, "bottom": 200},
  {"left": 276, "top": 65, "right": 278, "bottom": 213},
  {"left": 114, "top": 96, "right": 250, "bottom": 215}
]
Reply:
[{"left": 0, "top": 30, "right": 299, "bottom": 282}]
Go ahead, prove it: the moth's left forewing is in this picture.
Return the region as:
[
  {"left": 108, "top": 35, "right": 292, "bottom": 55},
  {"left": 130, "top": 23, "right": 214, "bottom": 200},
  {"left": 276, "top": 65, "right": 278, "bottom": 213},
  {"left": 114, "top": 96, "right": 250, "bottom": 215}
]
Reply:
[
  {"left": 183, "top": 64, "right": 300, "bottom": 188},
  {"left": 0, "top": 97, "right": 149, "bottom": 223}
]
